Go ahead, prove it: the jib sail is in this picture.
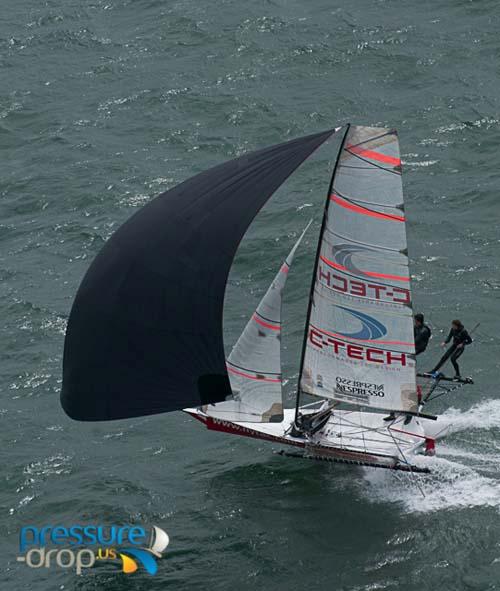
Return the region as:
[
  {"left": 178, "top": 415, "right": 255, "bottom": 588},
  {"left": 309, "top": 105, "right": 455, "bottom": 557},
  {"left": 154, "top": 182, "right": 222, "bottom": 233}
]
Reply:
[
  {"left": 299, "top": 125, "right": 418, "bottom": 413},
  {"left": 203, "top": 224, "right": 309, "bottom": 423}
]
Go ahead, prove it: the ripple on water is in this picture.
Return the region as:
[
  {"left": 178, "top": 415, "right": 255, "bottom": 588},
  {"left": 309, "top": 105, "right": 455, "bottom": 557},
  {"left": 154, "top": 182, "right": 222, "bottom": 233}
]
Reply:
[{"left": 2, "top": 1, "right": 500, "bottom": 589}]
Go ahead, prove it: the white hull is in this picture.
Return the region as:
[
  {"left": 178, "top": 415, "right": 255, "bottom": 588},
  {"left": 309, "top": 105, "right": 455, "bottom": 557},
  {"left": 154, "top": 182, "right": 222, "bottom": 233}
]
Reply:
[{"left": 185, "top": 406, "right": 452, "bottom": 473}]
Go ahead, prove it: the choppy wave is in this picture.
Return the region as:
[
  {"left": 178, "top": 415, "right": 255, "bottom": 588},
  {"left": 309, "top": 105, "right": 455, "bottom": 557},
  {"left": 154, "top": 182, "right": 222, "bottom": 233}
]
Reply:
[
  {"left": 3, "top": 0, "right": 500, "bottom": 589},
  {"left": 363, "top": 455, "right": 500, "bottom": 514},
  {"left": 444, "top": 399, "right": 500, "bottom": 433},
  {"left": 361, "top": 399, "right": 500, "bottom": 513}
]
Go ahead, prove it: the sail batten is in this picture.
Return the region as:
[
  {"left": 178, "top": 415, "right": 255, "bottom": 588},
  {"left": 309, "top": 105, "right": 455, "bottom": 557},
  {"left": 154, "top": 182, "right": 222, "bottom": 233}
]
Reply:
[{"left": 298, "top": 125, "right": 417, "bottom": 414}]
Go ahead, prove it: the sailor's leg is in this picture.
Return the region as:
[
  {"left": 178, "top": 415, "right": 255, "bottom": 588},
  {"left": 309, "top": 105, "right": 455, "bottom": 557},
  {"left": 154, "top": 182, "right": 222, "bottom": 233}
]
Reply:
[
  {"left": 431, "top": 346, "right": 455, "bottom": 372},
  {"left": 450, "top": 347, "right": 464, "bottom": 377}
]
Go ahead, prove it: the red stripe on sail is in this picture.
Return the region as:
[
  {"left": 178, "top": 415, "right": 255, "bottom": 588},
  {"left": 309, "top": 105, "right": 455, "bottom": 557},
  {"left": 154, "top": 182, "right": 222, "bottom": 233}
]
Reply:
[
  {"left": 347, "top": 144, "right": 401, "bottom": 166},
  {"left": 227, "top": 366, "right": 281, "bottom": 383},
  {"left": 319, "top": 255, "right": 410, "bottom": 283},
  {"left": 330, "top": 194, "right": 405, "bottom": 222},
  {"left": 310, "top": 324, "right": 414, "bottom": 347},
  {"left": 364, "top": 270, "right": 410, "bottom": 282},
  {"left": 319, "top": 255, "right": 348, "bottom": 273},
  {"left": 253, "top": 314, "right": 281, "bottom": 331}
]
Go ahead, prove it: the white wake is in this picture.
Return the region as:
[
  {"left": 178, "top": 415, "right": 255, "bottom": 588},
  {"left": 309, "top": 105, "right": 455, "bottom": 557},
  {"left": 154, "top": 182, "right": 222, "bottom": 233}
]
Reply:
[
  {"left": 442, "top": 398, "right": 500, "bottom": 433},
  {"left": 359, "top": 399, "right": 500, "bottom": 513}
]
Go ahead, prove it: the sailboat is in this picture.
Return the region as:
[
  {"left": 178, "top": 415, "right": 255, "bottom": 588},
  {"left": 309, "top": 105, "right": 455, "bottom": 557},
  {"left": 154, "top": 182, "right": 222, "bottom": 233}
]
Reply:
[
  {"left": 61, "top": 124, "right": 472, "bottom": 473},
  {"left": 148, "top": 526, "right": 170, "bottom": 558}
]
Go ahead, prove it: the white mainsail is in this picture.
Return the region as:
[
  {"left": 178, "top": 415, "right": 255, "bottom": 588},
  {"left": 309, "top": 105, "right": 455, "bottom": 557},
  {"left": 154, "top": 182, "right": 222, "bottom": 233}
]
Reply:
[
  {"left": 203, "top": 223, "right": 310, "bottom": 422},
  {"left": 299, "top": 125, "right": 417, "bottom": 413}
]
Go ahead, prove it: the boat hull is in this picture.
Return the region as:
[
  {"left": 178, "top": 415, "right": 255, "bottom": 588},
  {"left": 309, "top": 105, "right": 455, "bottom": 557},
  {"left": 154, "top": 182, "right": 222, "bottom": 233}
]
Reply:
[{"left": 184, "top": 407, "right": 433, "bottom": 473}]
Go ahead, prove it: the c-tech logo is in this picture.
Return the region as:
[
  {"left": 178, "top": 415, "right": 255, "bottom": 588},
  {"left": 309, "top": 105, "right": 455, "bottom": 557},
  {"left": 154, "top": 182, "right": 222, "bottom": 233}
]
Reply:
[
  {"left": 335, "top": 306, "right": 387, "bottom": 340},
  {"left": 17, "top": 524, "right": 169, "bottom": 575}
]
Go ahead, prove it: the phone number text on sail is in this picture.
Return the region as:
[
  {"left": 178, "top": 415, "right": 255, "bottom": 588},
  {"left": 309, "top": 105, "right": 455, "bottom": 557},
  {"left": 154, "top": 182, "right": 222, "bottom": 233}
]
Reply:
[{"left": 335, "top": 376, "right": 385, "bottom": 398}]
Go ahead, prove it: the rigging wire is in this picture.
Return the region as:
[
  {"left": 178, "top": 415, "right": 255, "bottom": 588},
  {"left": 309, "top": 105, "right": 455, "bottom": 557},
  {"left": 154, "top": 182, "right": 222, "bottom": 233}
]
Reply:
[{"left": 387, "top": 427, "right": 426, "bottom": 499}]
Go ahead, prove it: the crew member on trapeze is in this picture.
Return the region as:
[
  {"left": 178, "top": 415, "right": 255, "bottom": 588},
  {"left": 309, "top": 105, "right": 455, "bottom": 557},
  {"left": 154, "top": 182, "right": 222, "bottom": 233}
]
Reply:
[
  {"left": 430, "top": 319, "right": 472, "bottom": 380},
  {"left": 384, "top": 313, "right": 432, "bottom": 422}
]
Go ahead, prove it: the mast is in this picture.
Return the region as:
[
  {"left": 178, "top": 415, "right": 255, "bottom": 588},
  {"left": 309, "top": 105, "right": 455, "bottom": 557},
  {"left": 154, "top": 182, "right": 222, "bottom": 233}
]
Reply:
[{"left": 294, "top": 124, "right": 351, "bottom": 423}]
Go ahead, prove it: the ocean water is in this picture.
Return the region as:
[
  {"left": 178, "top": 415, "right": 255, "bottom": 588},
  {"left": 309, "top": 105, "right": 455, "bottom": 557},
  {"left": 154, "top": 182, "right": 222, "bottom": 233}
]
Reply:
[{"left": 2, "top": 0, "right": 500, "bottom": 589}]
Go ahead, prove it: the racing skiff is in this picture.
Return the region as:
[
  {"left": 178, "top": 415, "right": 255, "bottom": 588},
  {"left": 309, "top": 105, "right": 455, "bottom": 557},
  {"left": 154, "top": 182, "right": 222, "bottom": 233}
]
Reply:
[{"left": 61, "top": 124, "right": 473, "bottom": 473}]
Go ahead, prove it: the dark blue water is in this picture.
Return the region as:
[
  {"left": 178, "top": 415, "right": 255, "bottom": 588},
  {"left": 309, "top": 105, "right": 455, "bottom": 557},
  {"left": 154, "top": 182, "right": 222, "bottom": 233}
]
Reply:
[{"left": 2, "top": 1, "right": 500, "bottom": 589}]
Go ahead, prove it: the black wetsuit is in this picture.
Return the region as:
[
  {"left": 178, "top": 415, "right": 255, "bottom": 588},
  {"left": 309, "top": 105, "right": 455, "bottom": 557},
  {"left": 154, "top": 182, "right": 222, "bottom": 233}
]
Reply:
[
  {"left": 414, "top": 323, "right": 431, "bottom": 355},
  {"left": 431, "top": 326, "right": 472, "bottom": 377}
]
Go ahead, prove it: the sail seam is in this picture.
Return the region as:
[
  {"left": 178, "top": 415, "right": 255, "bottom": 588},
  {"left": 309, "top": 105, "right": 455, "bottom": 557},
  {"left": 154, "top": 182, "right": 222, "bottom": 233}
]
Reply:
[
  {"left": 319, "top": 254, "right": 410, "bottom": 283},
  {"left": 332, "top": 187, "right": 404, "bottom": 211},
  {"left": 323, "top": 239, "right": 409, "bottom": 267},
  {"left": 330, "top": 194, "right": 406, "bottom": 222},
  {"left": 227, "top": 366, "right": 281, "bottom": 383},
  {"left": 325, "top": 228, "right": 404, "bottom": 253},
  {"left": 317, "top": 251, "right": 409, "bottom": 289},
  {"left": 346, "top": 144, "right": 401, "bottom": 167},
  {"left": 339, "top": 164, "right": 381, "bottom": 170},
  {"left": 253, "top": 313, "right": 280, "bottom": 331},
  {"left": 226, "top": 360, "right": 281, "bottom": 376},
  {"left": 347, "top": 130, "right": 396, "bottom": 150},
  {"left": 344, "top": 149, "right": 402, "bottom": 176}
]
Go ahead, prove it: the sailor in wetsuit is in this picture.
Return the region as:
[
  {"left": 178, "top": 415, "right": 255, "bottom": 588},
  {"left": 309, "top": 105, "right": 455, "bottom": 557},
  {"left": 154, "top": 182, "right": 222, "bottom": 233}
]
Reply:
[
  {"left": 414, "top": 313, "right": 431, "bottom": 355},
  {"left": 430, "top": 319, "right": 472, "bottom": 379},
  {"left": 383, "top": 313, "right": 432, "bottom": 423}
]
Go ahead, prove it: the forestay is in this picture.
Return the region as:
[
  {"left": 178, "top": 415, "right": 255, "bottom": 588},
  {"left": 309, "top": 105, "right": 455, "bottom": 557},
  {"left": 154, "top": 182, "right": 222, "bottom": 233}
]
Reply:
[
  {"left": 203, "top": 225, "right": 309, "bottom": 423},
  {"left": 299, "top": 125, "right": 418, "bottom": 413}
]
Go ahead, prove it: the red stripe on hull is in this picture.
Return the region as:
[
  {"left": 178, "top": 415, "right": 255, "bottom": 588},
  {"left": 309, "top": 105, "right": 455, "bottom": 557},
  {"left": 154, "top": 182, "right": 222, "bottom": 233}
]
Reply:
[
  {"left": 186, "top": 413, "right": 400, "bottom": 467},
  {"left": 190, "top": 413, "right": 306, "bottom": 448},
  {"left": 185, "top": 411, "right": 429, "bottom": 473}
]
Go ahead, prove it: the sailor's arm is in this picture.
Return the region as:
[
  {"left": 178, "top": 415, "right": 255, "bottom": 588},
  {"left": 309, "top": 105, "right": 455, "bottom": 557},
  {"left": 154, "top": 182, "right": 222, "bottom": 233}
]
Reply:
[{"left": 441, "top": 329, "right": 452, "bottom": 348}]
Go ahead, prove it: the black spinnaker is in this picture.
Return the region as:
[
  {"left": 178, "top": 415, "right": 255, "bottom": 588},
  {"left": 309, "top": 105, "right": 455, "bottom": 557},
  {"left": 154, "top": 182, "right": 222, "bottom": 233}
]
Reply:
[{"left": 61, "top": 129, "right": 336, "bottom": 421}]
